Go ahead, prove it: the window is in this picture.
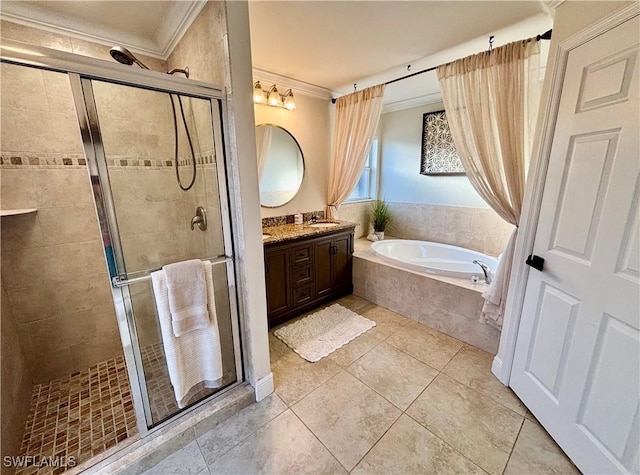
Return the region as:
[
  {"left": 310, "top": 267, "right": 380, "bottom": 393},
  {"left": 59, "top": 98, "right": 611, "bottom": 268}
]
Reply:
[{"left": 346, "top": 138, "right": 378, "bottom": 202}]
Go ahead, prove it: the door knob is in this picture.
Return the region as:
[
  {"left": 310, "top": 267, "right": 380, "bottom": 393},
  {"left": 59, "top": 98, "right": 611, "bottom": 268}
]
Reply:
[{"left": 526, "top": 255, "right": 544, "bottom": 272}]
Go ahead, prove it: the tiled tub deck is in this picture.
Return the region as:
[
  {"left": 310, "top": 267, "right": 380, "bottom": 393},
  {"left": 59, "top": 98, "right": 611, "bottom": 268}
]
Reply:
[{"left": 353, "top": 238, "right": 501, "bottom": 354}]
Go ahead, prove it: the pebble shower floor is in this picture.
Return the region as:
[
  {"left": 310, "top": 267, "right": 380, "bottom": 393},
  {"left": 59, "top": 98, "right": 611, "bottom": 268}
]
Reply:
[{"left": 16, "top": 356, "right": 138, "bottom": 475}]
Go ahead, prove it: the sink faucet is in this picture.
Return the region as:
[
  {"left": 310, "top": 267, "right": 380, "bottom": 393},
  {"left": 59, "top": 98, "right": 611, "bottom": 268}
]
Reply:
[{"left": 472, "top": 260, "right": 493, "bottom": 284}]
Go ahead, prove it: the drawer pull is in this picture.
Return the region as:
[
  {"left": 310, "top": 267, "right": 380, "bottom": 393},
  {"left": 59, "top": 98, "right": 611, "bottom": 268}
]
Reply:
[{"left": 294, "top": 268, "right": 312, "bottom": 284}]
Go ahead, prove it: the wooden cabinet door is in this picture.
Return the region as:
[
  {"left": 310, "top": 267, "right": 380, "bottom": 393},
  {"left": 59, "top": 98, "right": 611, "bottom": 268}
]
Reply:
[
  {"left": 332, "top": 233, "right": 352, "bottom": 290},
  {"left": 314, "top": 237, "right": 334, "bottom": 298},
  {"left": 264, "top": 248, "right": 290, "bottom": 316}
]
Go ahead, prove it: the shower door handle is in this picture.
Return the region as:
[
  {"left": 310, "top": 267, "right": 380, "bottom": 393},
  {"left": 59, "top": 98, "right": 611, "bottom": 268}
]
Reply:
[{"left": 190, "top": 206, "right": 207, "bottom": 231}]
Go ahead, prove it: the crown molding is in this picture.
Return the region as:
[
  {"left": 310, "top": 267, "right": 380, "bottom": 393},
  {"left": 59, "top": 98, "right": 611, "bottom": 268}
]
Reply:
[
  {"left": 0, "top": 10, "right": 162, "bottom": 59},
  {"left": 539, "top": 0, "right": 566, "bottom": 17},
  {"left": 252, "top": 68, "right": 334, "bottom": 101},
  {"left": 382, "top": 92, "right": 443, "bottom": 114},
  {"left": 0, "top": 1, "right": 204, "bottom": 60},
  {"left": 157, "top": 1, "right": 206, "bottom": 58}
]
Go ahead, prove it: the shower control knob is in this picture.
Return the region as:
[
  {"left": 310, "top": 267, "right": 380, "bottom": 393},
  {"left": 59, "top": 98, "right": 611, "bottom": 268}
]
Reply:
[{"left": 191, "top": 206, "right": 207, "bottom": 231}]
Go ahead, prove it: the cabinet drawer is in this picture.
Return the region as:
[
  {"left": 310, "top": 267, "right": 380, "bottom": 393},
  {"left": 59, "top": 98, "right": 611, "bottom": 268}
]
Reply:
[
  {"left": 293, "top": 284, "right": 314, "bottom": 307},
  {"left": 292, "top": 244, "right": 313, "bottom": 267},
  {"left": 293, "top": 266, "right": 313, "bottom": 286}
]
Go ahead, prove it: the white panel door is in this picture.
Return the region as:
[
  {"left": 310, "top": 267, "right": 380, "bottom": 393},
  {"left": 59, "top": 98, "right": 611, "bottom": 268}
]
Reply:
[{"left": 511, "top": 15, "right": 639, "bottom": 475}]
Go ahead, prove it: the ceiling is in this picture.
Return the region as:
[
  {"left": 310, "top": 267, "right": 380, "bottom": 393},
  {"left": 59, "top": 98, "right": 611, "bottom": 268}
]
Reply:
[
  {"left": 0, "top": 0, "right": 205, "bottom": 58},
  {"left": 0, "top": 0, "right": 555, "bottom": 106},
  {"left": 248, "top": 1, "right": 548, "bottom": 92}
]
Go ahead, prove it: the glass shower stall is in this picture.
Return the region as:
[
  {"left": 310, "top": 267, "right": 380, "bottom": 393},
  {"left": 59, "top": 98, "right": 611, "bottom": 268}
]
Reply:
[{"left": 1, "top": 39, "right": 243, "bottom": 469}]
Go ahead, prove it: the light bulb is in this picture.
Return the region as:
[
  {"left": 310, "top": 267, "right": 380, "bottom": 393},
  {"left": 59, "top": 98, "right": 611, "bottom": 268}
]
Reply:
[
  {"left": 253, "top": 81, "right": 264, "bottom": 103},
  {"left": 267, "top": 85, "right": 282, "bottom": 107},
  {"left": 283, "top": 90, "right": 296, "bottom": 110}
]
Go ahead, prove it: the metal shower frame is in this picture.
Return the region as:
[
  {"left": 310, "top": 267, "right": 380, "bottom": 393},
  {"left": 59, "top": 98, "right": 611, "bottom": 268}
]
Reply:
[{"left": 1, "top": 39, "right": 245, "bottom": 437}]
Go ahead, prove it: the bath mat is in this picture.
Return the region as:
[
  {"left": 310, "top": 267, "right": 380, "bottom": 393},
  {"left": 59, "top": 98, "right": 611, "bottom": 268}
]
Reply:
[{"left": 274, "top": 304, "right": 376, "bottom": 362}]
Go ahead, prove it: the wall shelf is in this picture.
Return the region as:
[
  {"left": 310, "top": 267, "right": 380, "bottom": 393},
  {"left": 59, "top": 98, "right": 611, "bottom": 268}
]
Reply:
[{"left": 0, "top": 208, "right": 38, "bottom": 217}]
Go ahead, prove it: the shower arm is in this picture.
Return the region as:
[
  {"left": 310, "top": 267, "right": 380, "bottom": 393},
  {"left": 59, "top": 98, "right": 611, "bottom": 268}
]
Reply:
[
  {"left": 167, "top": 67, "right": 190, "bottom": 78},
  {"left": 110, "top": 46, "right": 189, "bottom": 79}
]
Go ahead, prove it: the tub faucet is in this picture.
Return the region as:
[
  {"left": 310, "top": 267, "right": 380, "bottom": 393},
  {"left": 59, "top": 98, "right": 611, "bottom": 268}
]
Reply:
[{"left": 472, "top": 260, "right": 493, "bottom": 284}]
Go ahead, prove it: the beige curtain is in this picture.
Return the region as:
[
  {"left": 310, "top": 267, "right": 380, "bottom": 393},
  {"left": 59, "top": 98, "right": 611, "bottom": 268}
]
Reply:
[
  {"left": 327, "top": 84, "right": 385, "bottom": 220},
  {"left": 437, "top": 39, "right": 541, "bottom": 329},
  {"left": 255, "top": 125, "right": 273, "bottom": 180}
]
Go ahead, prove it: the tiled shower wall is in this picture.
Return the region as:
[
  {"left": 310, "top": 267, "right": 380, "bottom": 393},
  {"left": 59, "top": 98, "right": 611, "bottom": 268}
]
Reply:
[
  {"left": 1, "top": 285, "right": 33, "bottom": 471},
  {"left": 0, "top": 10, "right": 230, "bottom": 463},
  {"left": 0, "top": 17, "right": 227, "bottom": 377},
  {"left": 0, "top": 18, "right": 171, "bottom": 391},
  {"left": 167, "top": 2, "right": 227, "bottom": 87},
  {"left": 94, "top": 82, "right": 225, "bottom": 349},
  {"left": 0, "top": 64, "right": 122, "bottom": 382},
  {"left": 1, "top": 72, "right": 226, "bottom": 380}
]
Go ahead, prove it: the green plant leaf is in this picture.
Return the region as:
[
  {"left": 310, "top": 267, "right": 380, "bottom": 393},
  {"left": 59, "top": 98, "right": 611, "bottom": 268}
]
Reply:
[{"left": 370, "top": 199, "right": 392, "bottom": 232}]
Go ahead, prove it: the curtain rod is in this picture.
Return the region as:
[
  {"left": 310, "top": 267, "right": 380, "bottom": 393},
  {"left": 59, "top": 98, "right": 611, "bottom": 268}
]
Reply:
[{"left": 331, "top": 29, "right": 552, "bottom": 104}]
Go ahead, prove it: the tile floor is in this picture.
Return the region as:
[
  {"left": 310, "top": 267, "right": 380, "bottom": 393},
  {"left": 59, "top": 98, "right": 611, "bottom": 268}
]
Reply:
[
  {"left": 143, "top": 295, "right": 580, "bottom": 475},
  {"left": 17, "top": 356, "right": 138, "bottom": 475},
  {"left": 141, "top": 343, "right": 216, "bottom": 424},
  {"left": 16, "top": 343, "right": 223, "bottom": 475}
]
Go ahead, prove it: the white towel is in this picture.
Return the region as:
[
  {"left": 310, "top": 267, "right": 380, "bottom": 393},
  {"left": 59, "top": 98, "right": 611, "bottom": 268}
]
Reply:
[
  {"left": 164, "top": 259, "right": 210, "bottom": 336},
  {"left": 151, "top": 261, "right": 223, "bottom": 408}
]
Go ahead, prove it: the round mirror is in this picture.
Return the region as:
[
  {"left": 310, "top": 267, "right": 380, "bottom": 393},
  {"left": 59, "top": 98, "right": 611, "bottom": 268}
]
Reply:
[{"left": 256, "top": 124, "right": 305, "bottom": 207}]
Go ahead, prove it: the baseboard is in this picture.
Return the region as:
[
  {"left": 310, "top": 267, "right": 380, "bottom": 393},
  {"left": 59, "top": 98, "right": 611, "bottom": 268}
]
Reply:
[{"left": 254, "top": 372, "right": 274, "bottom": 402}]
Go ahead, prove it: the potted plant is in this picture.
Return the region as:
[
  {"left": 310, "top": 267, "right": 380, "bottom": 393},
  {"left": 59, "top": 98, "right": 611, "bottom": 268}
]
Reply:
[{"left": 370, "top": 199, "right": 392, "bottom": 240}]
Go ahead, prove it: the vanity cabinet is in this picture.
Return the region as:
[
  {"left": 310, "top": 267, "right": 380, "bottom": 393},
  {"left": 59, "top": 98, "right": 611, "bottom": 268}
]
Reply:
[
  {"left": 264, "top": 248, "right": 290, "bottom": 316},
  {"left": 264, "top": 228, "right": 354, "bottom": 327},
  {"left": 314, "top": 233, "right": 352, "bottom": 299}
]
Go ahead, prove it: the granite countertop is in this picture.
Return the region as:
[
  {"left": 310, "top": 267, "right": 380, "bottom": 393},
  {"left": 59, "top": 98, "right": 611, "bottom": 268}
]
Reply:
[{"left": 262, "top": 220, "right": 357, "bottom": 244}]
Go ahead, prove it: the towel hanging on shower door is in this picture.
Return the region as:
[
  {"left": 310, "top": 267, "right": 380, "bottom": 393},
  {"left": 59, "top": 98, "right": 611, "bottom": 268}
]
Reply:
[
  {"left": 163, "top": 259, "right": 210, "bottom": 336},
  {"left": 151, "top": 260, "right": 223, "bottom": 408}
]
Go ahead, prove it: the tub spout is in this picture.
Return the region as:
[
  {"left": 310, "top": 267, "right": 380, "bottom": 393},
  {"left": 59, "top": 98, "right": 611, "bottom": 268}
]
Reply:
[{"left": 473, "top": 260, "right": 493, "bottom": 284}]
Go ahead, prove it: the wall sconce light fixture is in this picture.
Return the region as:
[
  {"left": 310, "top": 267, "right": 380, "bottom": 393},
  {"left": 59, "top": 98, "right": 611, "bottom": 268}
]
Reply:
[{"left": 253, "top": 81, "right": 296, "bottom": 110}]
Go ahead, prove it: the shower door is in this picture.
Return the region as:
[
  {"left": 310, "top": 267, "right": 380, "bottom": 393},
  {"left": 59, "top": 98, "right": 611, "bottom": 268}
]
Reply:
[{"left": 73, "top": 76, "right": 242, "bottom": 430}]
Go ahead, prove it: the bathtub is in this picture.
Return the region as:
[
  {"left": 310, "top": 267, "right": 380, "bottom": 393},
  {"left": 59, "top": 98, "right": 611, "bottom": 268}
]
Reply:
[{"left": 370, "top": 239, "right": 499, "bottom": 279}]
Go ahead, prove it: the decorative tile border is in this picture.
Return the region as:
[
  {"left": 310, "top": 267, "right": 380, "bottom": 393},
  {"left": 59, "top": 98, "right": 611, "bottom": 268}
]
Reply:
[
  {"left": 0, "top": 154, "right": 87, "bottom": 169},
  {"left": 1, "top": 153, "right": 216, "bottom": 170},
  {"left": 107, "top": 154, "right": 215, "bottom": 169},
  {"left": 262, "top": 210, "right": 325, "bottom": 227}
]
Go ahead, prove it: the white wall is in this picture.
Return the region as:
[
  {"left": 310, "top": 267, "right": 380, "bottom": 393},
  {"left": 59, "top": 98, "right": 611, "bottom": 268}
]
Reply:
[
  {"left": 255, "top": 93, "right": 331, "bottom": 217},
  {"left": 379, "top": 102, "right": 489, "bottom": 207}
]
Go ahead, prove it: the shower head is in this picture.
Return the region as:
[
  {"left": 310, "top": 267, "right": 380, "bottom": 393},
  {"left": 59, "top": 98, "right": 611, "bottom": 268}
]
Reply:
[{"left": 109, "top": 46, "right": 149, "bottom": 70}]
